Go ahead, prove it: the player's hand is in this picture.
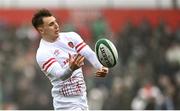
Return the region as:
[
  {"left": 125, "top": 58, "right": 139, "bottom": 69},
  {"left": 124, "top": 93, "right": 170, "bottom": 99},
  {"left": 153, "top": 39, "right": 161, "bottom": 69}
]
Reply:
[
  {"left": 96, "top": 66, "right": 109, "bottom": 77},
  {"left": 69, "top": 53, "right": 84, "bottom": 71}
]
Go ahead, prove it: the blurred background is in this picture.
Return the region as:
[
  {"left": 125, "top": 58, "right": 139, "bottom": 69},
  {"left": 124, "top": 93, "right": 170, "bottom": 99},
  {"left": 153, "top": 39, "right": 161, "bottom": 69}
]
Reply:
[{"left": 0, "top": 0, "right": 180, "bottom": 110}]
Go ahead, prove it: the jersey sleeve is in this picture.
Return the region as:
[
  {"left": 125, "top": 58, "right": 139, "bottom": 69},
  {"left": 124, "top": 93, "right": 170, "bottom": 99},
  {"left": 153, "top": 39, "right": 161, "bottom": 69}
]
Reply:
[
  {"left": 68, "top": 32, "right": 86, "bottom": 53},
  {"left": 36, "top": 50, "right": 72, "bottom": 80},
  {"left": 80, "top": 45, "right": 103, "bottom": 69},
  {"left": 69, "top": 32, "right": 103, "bottom": 69}
]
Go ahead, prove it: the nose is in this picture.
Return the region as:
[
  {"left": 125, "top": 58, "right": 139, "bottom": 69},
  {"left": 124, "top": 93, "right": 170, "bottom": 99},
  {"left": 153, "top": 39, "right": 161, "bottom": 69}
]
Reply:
[{"left": 54, "top": 22, "right": 59, "bottom": 29}]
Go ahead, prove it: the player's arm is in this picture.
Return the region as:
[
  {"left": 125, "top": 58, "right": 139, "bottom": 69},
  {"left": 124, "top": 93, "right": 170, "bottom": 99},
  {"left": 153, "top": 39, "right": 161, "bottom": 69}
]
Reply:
[
  {"left": 69, "top": 32, "right": 109, "bottom": 77},
  {"left": 81, "top": 45, "right": 109, "bottom": 77},
  {"left": 78, "top": 43, "right": 108, "bottom": 77},
  {"left": 36, "top": 50, "right": 84, "bottom": 80}
]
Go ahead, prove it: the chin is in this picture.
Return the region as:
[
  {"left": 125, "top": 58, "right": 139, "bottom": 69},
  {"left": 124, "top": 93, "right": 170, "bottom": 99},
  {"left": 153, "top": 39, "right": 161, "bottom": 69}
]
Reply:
[
  {"left": 56, "top": 34, "right": 59, "bottom": 38},
  {"left": 54, "top": 35, "right": 58, "bottom": 39},
  {"left": 55, "top": 32, "right": 59, "bottom": 36},
  {"left": 55, "top": 33, "right": 59, "bottom": 37}
]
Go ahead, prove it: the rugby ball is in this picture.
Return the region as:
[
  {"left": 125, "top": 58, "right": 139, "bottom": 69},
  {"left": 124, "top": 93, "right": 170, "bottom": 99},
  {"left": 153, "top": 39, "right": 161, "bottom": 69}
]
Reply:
[{"left": 95, "top": 38, "right": 118, "bottom": 68}]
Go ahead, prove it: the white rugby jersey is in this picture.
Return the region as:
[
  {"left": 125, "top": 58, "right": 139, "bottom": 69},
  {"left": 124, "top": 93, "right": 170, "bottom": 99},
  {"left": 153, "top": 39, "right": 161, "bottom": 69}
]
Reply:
[{"left": 36, "top": 32, "right": 102, "bottom": 110}]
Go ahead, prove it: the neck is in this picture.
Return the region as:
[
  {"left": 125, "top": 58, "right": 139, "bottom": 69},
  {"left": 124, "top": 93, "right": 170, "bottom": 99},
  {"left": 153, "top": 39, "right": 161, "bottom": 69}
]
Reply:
[{"left": 42, "top": 36, "right": 58, "bottom": 43}]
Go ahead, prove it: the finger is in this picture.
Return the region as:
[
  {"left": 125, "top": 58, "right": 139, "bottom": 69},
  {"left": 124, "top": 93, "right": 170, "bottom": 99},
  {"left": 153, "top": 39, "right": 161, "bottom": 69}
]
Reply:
[
  {"left": 96, "top": 71, "right": 106, "bottom": 75},
  {"left": 96, "top": 74, "right": 101, "bottom": 77},
  {"left": 96, "top": 74, "right": 105, "bottom": 77},
  {"left": 74, "top": 54, "right": 82, "bottom": 62},
  {"left": 78, "top": 56, "right": 85, "bottom": 63},
  {"left": 76, "top": 57, "right": 85, "bottom": 66},
  {"left": 96, "top": 72, "right": 106, "bottom": 77},
  {"left": 97, "top": 69, "right": 108, "bottom": 74},
  {"left": 102, "top": 69, "right": 108, "bottom": 73},
  {"left": 75, "top": 55, "right": 84, "bottom": 63},
  {"left": 95, "top": 73, "right": 102, "bottom": 77},
  {"left": 78, "top": 57, "right": 85, "bottom": 64},
  {"left": 68, "top": 53, "right": 72, "bottom": 59},
  {"left": 68, "top": 53, "right": 73, "bottom": 64}
]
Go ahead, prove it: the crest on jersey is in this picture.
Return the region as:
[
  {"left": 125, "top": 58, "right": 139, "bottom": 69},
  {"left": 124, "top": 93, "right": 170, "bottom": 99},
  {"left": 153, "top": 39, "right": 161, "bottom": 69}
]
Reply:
[{"left": 68, "top": 42, "right": 74, "bottom": 48}]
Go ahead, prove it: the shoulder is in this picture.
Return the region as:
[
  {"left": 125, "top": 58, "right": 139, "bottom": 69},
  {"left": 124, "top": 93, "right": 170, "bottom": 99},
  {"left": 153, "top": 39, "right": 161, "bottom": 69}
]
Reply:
[
  {"left": 36, "top": 48, "right": 47, "bottom": 60},
  {"left": 59, "top": 32, "right": 83, "bottom": 43},
  {"left": 60, "top": 31, "right": 81, "bottom": 38},
  {"left": 36, "top": 47, "right": 51, "bottom": 63}
]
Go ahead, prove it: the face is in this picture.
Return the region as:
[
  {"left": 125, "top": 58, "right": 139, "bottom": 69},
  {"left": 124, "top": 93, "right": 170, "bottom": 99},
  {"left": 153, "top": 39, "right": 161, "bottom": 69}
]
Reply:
[{"left": 38, "top": 16, "right": 60, "bottom": 42}]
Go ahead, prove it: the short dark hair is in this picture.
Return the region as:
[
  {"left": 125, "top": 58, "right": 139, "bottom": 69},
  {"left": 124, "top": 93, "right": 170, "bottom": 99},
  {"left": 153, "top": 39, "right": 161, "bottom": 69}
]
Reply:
[{"left": 32, "top": 9, "right": 52, "bottom": 29}]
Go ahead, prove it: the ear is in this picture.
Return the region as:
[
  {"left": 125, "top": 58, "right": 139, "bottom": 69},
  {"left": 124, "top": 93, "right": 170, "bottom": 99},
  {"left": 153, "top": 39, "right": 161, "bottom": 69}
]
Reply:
[{"left": 37, "top": 27, "right": 44, "bottom": 34}]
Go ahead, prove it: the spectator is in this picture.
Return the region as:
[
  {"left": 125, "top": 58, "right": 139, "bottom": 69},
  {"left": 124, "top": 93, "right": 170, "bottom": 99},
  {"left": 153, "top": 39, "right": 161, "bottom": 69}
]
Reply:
[{"left": 131, "top": 80, "right": 163, "bottom": 110}]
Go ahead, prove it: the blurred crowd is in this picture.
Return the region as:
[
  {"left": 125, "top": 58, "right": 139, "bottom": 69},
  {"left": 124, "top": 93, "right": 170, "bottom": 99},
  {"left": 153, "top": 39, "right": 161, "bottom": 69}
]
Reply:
[{"left": 0, "top": 14, "right": 180, "bottom": 110}]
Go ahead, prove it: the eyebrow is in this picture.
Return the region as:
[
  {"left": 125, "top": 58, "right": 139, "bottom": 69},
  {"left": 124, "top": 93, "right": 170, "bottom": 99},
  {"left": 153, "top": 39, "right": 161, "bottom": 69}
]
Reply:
[
  {"left": 48, "top": 21, "right": 54, "bottom": 26},
  {"left": 47, "top": 17, "right": 56, "bottom": 26}
]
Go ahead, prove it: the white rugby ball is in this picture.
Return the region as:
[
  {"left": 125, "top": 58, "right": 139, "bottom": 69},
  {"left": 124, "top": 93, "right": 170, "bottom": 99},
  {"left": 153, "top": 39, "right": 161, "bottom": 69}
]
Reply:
[{"left": 95, "top": 38, "right": 118, "bottom": 68}]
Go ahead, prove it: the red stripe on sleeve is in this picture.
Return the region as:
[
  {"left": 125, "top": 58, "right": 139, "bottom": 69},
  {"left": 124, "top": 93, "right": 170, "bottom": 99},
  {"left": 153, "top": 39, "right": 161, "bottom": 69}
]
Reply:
[
  {"left": 42, "top": 58, "right": 55, "bottom": 69},
  {"left": 75, "top": 42, "right": 84, "bottom": 49},
  {"left": 77, "top": 44, "right": 86, "bottom": 53},
  {"left": 44, "top": 60, "right": 56, "bottom": 72}
]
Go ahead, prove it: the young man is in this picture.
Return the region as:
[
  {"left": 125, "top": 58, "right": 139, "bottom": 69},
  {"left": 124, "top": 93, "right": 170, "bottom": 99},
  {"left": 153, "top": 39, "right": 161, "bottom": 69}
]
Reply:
[{"left": 32, "top": 9, "right": 109, "bottom": 110}]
